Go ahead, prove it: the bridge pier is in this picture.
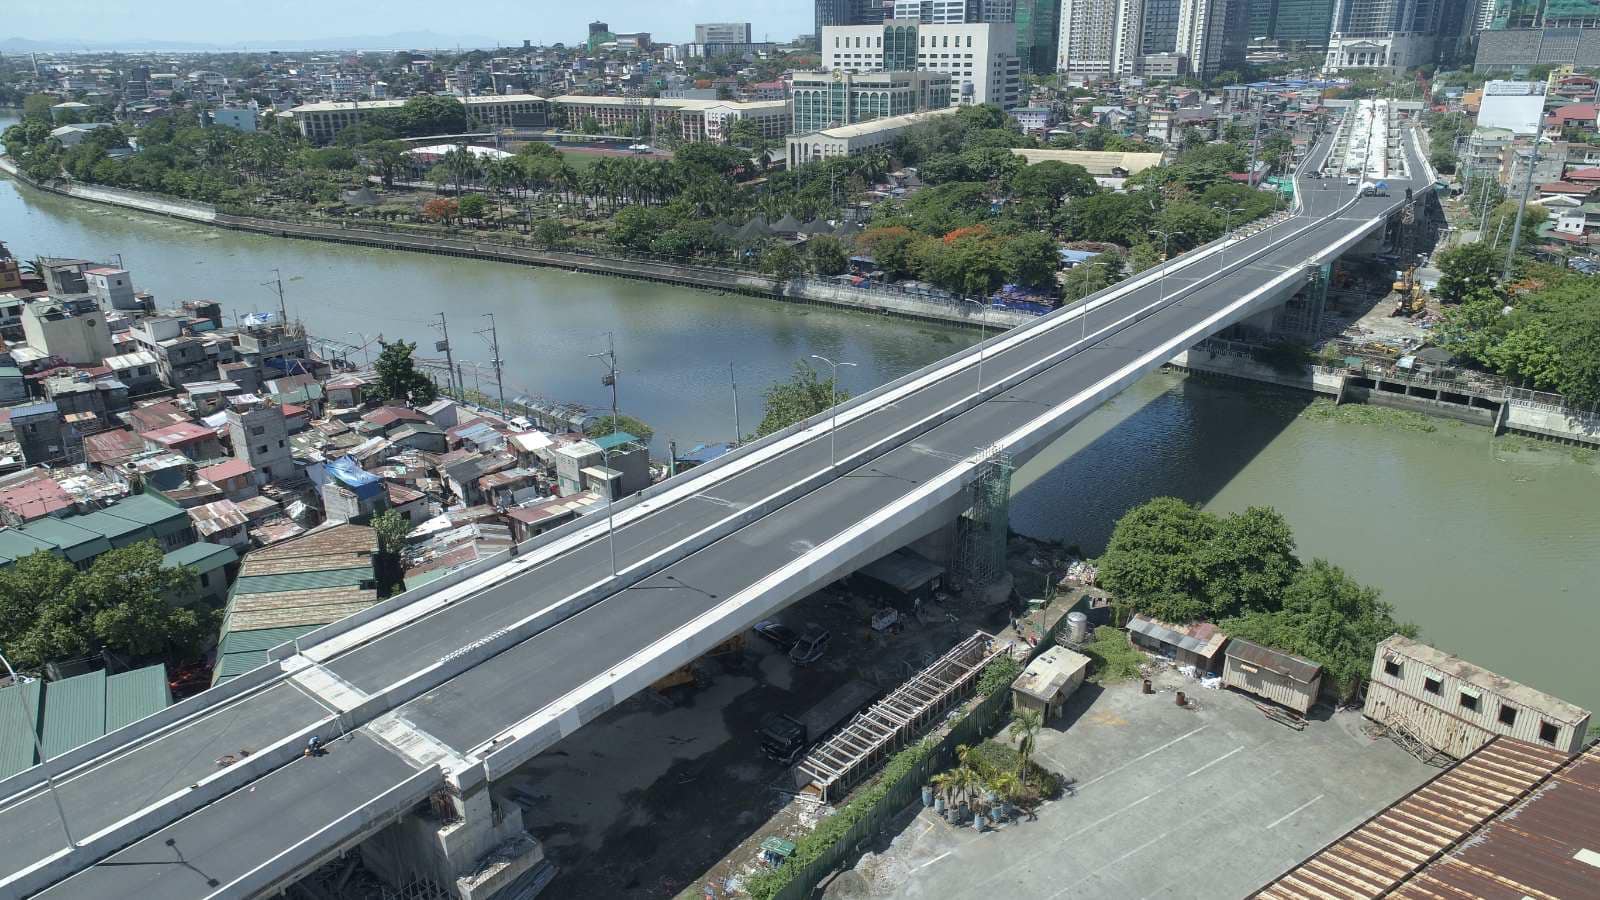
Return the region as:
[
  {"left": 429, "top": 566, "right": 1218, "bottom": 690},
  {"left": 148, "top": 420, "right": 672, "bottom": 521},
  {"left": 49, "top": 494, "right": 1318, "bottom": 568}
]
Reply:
[{"left": 360, "top": 781, "right": 551, "bottom": 899}]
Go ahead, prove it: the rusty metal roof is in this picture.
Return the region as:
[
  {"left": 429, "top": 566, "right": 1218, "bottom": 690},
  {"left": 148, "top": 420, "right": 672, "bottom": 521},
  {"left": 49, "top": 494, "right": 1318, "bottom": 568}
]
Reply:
[
  {"left": 1395, "top": 741, "right": 1600, "bottom": 900},
  {"left": 1226, "top": 637, "right": 1322, "bottom": 685},
  {"left": 1253, "top": 737, "right": 1575, "bottom": 900}
]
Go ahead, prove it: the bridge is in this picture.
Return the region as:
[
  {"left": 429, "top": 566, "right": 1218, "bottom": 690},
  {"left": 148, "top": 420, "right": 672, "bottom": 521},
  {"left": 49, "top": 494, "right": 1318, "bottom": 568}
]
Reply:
[{"left": 0, "top": 110, "right": 1434, "bottom": 899}]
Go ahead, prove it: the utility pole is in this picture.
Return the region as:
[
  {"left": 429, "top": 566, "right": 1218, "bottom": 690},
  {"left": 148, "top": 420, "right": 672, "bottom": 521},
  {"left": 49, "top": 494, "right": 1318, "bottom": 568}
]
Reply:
[
  {"left": 730, "top": 362, "right": 742, "bottom": 446},
  {"left": 589, "top": 332, "right": 620, "bottom": 433},
  {"left": 477, "top": 313, "right": 506, "bottom": 414},
  {"left": 1503, "top": 139, "right": 1540, "bottom": 280},
  {"left": 433, "top": 312, "right": 459, "bottom": 399},
  {"left": 260, "top": 269, "right": 289, "bottom": 325}
]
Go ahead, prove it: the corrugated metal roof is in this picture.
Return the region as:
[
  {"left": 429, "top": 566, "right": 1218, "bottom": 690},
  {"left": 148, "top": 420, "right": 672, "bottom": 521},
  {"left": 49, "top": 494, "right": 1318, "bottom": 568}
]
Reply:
[
  {"left": 40, "top": 669, "right": 105, "bottom": 759},
  {"left": 234, "top": 566, "right": 372, "bottom": 595},
  {"left": 0, "top": 528, "right": 58, "bottom": 564},
  {"left": 162, "top": 541, "right": 236, "bottom": 571},
  {"left": 0, "top": 680, "right": 42, "bottom": 778},
  {"left": 215, "top": 648, "right": 269, "bottom": 680},
  {"left": 1225, "top": 638, "right": 1322, "bottom": 684},
  {"left": 105, "top": 666, "right": 169, "bottom": 732},
  {"left": 217, "top": 624, "right": 319, "bottom": 656},
  {"left": 1253, "top": 737, "right": 1573, "bottom": 900}
]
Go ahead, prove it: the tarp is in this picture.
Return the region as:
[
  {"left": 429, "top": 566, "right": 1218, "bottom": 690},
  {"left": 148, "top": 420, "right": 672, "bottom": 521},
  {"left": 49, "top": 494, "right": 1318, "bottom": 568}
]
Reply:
[{"left": 327, "top": 455, "right": 382, "bottom": 499}]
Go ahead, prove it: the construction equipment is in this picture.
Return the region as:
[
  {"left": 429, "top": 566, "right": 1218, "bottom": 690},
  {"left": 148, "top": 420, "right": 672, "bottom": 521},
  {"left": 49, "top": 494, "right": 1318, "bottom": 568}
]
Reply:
[
  {"left": 651, "top": 634, "right": 746, "bottom": 693},
  {"left": 1391, "top": 266, "right": 1425, "bottom": 316}
]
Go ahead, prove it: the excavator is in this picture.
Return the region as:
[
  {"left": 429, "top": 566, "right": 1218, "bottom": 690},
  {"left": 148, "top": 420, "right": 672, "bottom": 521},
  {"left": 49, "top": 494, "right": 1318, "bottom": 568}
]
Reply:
[{"left": 1391, "top": 266, "right": 1425, "bottom": 317}]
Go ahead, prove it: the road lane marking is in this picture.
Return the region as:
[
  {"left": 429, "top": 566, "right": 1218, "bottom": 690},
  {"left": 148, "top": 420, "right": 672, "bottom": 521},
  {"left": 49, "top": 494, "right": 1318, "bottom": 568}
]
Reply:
[
  {"left": 1266, "top": 794, "right": 1326, "bottom": 830},
  {"left": 1184, "top": 745, "right": 1244, "bottom": 778},
  {"left": 913, "top": 850, "right": 952, "bottom": 871}
]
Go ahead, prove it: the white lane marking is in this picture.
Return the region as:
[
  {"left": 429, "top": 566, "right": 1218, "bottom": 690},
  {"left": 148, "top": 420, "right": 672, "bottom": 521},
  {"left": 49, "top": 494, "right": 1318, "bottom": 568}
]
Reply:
[
  {"left": 1078, "top": 725, "right": 1209, "bottom": 790},
  {"left": 913, "top": 850, "right": 952, "bottom": 871},
  {"left": 1046, "top": 830, "right": 1169, "bottom": 899},
  {"left": 1058, "top": 792, "right": 1155, "bottom": 844},
  {"left": 1266, "top": 794, "right": 1326, "bottom": 830},
  {"left": 1184, "top": 745, "right": 1244, "bottom": 778}
]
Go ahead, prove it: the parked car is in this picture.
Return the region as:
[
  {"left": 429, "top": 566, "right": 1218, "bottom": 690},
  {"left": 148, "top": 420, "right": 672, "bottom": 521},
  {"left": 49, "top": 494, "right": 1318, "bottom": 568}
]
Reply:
[
  {"left": 788, "top": 625, "right": 831, "bottom": 665},
  {"left": 753, "top": 620, "right": 798, "bottom": 650}
]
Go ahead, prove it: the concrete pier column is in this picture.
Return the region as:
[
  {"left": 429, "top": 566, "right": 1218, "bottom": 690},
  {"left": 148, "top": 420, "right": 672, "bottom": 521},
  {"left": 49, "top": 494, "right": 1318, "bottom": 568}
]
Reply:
[{"left": 360, "top": 783, "right": 551, "bottom": 899}]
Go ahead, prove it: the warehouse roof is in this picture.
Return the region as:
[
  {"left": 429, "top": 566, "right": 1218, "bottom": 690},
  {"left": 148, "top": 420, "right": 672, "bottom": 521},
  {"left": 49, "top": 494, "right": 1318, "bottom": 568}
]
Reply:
[
  {"left": 1254, "top": 737, "right": 1581, "bottom": 900},
  {"left": 1009, "top": 149, "right": 1164, "bottom": 175}
]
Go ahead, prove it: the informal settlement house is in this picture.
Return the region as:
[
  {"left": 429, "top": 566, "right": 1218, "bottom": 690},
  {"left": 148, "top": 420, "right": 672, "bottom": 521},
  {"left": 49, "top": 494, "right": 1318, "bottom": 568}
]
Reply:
[
  {"left": 1364, "top": 635, "right": 1592, "bottom": 758},
  {"left": 1011, "top": 645, "right": 1090, "bottom": 723},
  {"left": 1126, "top": 614, "right": 1228, "bottom": 675},
  {"left": 1222, "top": 638, "right": 1323, "bottom": 716}
]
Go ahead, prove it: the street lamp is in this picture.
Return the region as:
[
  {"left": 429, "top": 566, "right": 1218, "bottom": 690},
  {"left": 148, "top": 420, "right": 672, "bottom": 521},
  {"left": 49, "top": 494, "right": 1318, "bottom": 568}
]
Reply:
[
  {"left": 345, "top": 331, "right": 376, "bottom": 367},
  {"left": 960, "top": 298, "right": 987, "bottom": 395},
  {"left": 1210, "top": 205, "right": 1242, "bottom": 273},
  {"left": 1152, "top": 230, "right": 1185, "bottom": 306},
  {"left": 0, "top": 650, "right": 75, "bottom": 849},
  {"left": 809, "top": 355, "right": 857, "bottom": 468},
  {"left": 597, "top": 442, "right": 633, "bottom": 578},
  {"left": 1078, "top": 261, "right": 1103, "bottom": 342}
]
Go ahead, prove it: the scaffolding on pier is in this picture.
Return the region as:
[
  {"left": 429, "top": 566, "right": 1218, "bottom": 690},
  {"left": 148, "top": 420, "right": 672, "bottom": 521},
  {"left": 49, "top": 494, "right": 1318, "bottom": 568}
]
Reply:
[{"left": 955, "top": 446, "right": 1013, "bottom": 597}]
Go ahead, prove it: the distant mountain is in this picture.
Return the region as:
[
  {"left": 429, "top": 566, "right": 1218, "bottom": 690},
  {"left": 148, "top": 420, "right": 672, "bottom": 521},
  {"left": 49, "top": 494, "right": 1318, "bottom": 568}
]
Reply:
[{"left": 0, "top": 31, "right": 507, "bottom": 53}]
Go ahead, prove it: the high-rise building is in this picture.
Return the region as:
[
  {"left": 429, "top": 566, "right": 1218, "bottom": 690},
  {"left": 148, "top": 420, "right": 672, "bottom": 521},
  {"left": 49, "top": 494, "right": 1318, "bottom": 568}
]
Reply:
[
  {"left": 1473, "top": 1, "right": 1600, "bottom": 72},
  {"left": 817, "top": 0, "right": 892, "bottom": 44},
  {"left": 1248, "top": 0, "right": 1279, "bottom": 40},
  {"left": 823, "top": 21, "right": 1023, "bottom": 106},
  {"left": 890, "top": 0, "right": 1016, "bottom": 22},
  {"left": 1323, "top": 0, "right": 1446, "bottom": 71},
  {"left": 1140, "top": 0, "right": 1184, "bottom": 54},
  {"left": 1273, "top": 0, "right": 1337, "bottom": 46},
  {"left": 1177, "top": 0, "right": 1249, "bottom": 79},
  {"left": 1014, "top": 0, "right": 1061, "bottom": 72},
  {"left": 1057, "top": 0, "right": 1149, "bottom": 78},
  {"left": 790, "top": 69, "right": 952, "bottom": 132},
  {"left": 695, "top": 23, "right": 754, "bottom": 43}
]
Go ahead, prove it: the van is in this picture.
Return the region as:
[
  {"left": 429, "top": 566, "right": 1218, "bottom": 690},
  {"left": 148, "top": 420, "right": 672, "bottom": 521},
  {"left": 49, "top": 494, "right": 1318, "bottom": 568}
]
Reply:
[{"left": 1345, "top": 176, "right": 1359, "bottom": 186}]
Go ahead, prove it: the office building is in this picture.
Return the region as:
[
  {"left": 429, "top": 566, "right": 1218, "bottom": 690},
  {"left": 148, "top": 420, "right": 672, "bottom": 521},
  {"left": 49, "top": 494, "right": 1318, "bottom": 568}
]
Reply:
[
  {"left": 1014, "top": 0, "right": 1061, "bottom": 72},
  {"left": 817, "top": 0, "right": 892, "bottom": 44},
  {"left": 791, "top": 70, "right": 952, "bottom": 132},
  {"left": 823, "top": 21, "right": 1023, "bottom": 106},
  {"left": 1476, "top": 5, "right": 1600, "bottom": 73},
  {"left": 550, "top": 96, "right": 791, "bottom": 142},
  {"left": 695, "top": 22, "right": 753, "bottom": 43},
  {"left": 891, "top": 0, "right": 1016, "bottom": 21},
  {"left": 1248, "top": 0, "right": 1279, "bottom": 40},
  {"left": 1141, "top": 0, "right": 1184, "bottom": 53},
  {"left": 1323, "top": 0, "right": 1445, "bottom": 72},
  {"left": 288, "top": 95, "right": 548, "bottom": 144},
  {"left": 1177, "top": 0, "right": 1249, "bottom": 80},
  {"left": 1274, "top": 0, "right": 1337, "bottom": 46},
  {"left": 788, "top": 106, "right": 960, "bottom": 167}
]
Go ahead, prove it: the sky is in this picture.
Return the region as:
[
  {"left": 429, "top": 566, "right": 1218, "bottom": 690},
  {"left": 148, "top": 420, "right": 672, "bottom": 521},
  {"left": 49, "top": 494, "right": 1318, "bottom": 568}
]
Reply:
[{"left": 7, "top": 0, "right": 813, "bottom": 47}]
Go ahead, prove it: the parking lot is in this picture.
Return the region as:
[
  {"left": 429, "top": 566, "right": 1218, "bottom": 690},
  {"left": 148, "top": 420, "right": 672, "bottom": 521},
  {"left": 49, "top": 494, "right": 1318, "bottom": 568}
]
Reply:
[
  {"left": 824, "top": 666, "right": 1434, "bottom": 900},
  {"left": 498, "top": 580, "right": 1013, "bottom": 898}
]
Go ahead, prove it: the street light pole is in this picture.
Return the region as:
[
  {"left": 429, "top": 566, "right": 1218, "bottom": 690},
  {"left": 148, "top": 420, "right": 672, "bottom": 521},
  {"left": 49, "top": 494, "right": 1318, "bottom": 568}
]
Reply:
[
  {"left": 1211, "top": 205, "right": 1241, "bottom": 273},
  {"left": 809, "top": 355, "right": 857, "bottom": 467},
  {"left": 0, "top": 651, "right": 76, "bottom": 849},
  {"left": 1152, "top": 230, "right": 1185, "bottom": 306},
  {"left": 345, "top": 331, "right": 374, "bottom": 367},
  {"left": 729, "top": 362, "right": 742, "bottom": 447},
  {"left": 599, "top": 444, "right": 622, "bottom": 577},
  {"left": 961, "top": 298, "right": 987, "bottom": 394}
]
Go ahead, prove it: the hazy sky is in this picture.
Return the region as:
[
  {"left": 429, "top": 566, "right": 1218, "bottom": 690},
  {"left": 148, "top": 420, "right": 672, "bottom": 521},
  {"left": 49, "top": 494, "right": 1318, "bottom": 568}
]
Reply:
[{"left": 8, "top": 0, "right": 812, "bottom": 45}]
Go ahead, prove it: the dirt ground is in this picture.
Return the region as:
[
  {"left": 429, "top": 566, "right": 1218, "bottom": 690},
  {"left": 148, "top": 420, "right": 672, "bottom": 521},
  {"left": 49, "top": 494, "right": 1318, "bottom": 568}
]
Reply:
[{"left": 500, "top": 577, "right": 1017, "bottom": 899}]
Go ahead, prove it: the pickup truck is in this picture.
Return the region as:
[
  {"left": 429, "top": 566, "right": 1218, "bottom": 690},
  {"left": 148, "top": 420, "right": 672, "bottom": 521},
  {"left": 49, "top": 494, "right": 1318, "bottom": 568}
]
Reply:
[{"left": 759, "top": 679, "right": 878, "bottom": 766}]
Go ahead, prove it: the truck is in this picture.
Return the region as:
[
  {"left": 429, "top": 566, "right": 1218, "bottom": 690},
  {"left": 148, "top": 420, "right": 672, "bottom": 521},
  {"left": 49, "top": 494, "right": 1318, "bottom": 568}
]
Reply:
[
  {"left": 759, "top": 679, "right": 878, "bottom": 766},
  {"left": 1362, "top": 180, "right": 1389, "bottom": 197}
]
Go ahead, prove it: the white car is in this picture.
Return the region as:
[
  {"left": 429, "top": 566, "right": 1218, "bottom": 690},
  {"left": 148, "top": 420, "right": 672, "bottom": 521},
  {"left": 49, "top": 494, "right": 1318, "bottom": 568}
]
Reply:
[{"left": 1345, "top": 176, "right": 1359, "bottom": 186}]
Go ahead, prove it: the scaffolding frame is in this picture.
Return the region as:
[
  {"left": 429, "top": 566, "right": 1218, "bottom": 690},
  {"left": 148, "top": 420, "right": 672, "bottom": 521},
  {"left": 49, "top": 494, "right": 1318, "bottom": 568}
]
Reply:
[
  {"left": 1275, "top": 263, "right": 1330, "bottom": 339},
  {"left": 955, "top": 447, "right": 1013, "bottom": 596},
  {"left": 796, "top": 631, "right": 1005, "bottom": 803}
]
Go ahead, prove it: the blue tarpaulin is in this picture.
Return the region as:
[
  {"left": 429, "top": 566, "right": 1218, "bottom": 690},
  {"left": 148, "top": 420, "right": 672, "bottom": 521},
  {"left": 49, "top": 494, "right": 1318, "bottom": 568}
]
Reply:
[{"left": 327, "top": 456, "right": 382, "bottom": 499}]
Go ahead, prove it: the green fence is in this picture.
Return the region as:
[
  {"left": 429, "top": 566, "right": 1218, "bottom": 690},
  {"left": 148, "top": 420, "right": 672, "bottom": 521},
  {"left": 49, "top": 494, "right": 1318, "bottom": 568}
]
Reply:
[{"left": 762, "top": 681, "right": 1014, "bottom": 900}]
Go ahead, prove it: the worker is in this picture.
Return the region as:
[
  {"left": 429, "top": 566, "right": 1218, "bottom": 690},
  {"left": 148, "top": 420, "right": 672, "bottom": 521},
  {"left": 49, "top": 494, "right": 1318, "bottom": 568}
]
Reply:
[{"left": 305, "top": 735, "right": 324, "bottom": 758}]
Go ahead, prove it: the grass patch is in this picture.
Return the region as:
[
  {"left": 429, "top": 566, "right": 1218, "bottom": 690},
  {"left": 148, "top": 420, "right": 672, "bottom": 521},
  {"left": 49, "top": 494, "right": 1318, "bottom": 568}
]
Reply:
[
  {"left": 1299, "top": 399, "right": 1439, "bottom": 433},
  {"left": 556, "top": 149, "right": 601, "bottom": 172},
  {"left": 1081, "top": 626, "right": 1145, "bottom": 684},
  {"left": 977, "top": 654, "right": 1023, "bottom": 697}
]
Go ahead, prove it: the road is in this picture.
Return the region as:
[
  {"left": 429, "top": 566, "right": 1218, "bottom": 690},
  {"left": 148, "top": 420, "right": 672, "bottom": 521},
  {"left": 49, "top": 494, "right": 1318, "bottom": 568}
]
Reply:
[{"left": 9, "top": 124, "right": 1429, "bottom": 899}]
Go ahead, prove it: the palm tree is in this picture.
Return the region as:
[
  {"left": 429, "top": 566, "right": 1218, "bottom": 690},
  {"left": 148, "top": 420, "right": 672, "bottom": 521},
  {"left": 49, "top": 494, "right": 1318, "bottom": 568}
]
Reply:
[{"left": 1008, "top": 709, "right": 1043, "bottom": 789}]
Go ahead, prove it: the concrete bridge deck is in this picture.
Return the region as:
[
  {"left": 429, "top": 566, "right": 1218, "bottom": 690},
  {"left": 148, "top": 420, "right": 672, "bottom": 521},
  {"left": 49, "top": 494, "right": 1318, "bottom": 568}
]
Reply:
[{"left": 2, "top": 124, "right": 1432, "bottom": 899}]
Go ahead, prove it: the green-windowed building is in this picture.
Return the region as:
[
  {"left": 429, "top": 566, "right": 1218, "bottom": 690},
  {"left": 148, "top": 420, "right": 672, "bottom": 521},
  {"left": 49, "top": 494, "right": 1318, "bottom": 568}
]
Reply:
[{"left": 791, "top": 69, "right": 952, "bottom": 134}]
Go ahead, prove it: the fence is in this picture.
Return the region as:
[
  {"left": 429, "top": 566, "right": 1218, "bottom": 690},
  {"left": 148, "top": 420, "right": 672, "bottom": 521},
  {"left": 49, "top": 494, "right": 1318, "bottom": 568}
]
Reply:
[{"left": 761, "top": 674, "right": 1014, "bottom": 900}]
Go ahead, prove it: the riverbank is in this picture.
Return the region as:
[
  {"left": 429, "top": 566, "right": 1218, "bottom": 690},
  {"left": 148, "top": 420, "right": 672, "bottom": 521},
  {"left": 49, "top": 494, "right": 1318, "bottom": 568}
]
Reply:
[
  {"left": 0, "top": 155, "right": 1036, "bottom": 332},
  {"left": 1167, "top": 342, "right": 1600, "bottom": 447}
]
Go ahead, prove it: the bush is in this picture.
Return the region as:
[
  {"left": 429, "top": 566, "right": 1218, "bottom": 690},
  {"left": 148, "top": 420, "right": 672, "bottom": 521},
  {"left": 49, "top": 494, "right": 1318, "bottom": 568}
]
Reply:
[
  {"left": 744, "top": 739, "right": 936, "bottom": 900},
  {"left": 1081, "top": 626, "right": 1145, "bottom": 684},
  {"left": 976, "top": 654, "right": 1022, "bottom": 696},
  {"left": 963, "top": 739, "right": 1061, "bottom": 799}
]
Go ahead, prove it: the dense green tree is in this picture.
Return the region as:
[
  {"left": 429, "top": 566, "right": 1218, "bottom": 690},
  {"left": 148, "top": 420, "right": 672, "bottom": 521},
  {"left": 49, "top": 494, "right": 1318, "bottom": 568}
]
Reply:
[
  {"left": 857, "top": 227, "right": 920, "bottom": 280},
  {"left": 373, "top": 339, "right": 438, "bottom": 404},
  {"left": 1058, "top": 193, "right": 1154, "bottom": 245},
  {"left": 808, "top": 235, "right": 849, "bottom": 276},
  {"left": 371, "top": 509, "right": 412, "bottom": 598},
  {"left": 1224, "top": 560, "right": 1416, "bottom": 701},
  {"left": 1434, "top": 242, "right": 1503, "bottom": 304},
  {"left": 760, "top": 243, "right": 804, "bottom": 280},
  {"left": 1007, "top": 161, "right": 1098, "bottom": 206},
  {"left": 756, "top": 361, "right": 850, "bottom": 437},
  {"left": 903, "top": 182, "right": 993, "bottom": 234},
  {"left": 457, "top": 193, "right": 489, "bottom": 220},
  {"left": 1000, "top": 231, "right": 1060, "bottom": 289}
]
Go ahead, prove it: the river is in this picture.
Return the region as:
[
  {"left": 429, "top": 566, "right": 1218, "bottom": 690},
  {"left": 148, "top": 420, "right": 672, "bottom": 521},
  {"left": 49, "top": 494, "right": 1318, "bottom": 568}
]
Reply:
[{"left": 3, "top": 117, "right": 1598, "bottom": 714}]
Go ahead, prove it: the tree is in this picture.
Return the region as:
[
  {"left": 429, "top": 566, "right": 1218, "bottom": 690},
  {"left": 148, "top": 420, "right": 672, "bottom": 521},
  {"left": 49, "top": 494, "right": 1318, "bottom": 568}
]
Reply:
[
  {"left": 756, "top": 361, "right": 850, "bottom": 437},
  {"left": 760, "top": 243, "right": 804, "bottom": 280},
  {"left": 373, "top": 339, "right": 438, "bottom": 404},
  {"left": 533, "top": 220, "right": 567, "bottom": 248},
  {"left": 0, "top": 543, "right": 212, "bottom": 672},
  {"left": 371, "top": 509, "right": 411, "bottom": 598},
  {"left": 457, "top": 193, "right": 489, "bottom": 220},
  {"left": 1000, "top": 232, "right": 1060, "bottom": 289},
  {"left": 590, "top": 414, "right": 655, "bottom": 443},
  {"left": 1063, "top": 258, "right": 1116, "bottom": 299},
  {"left": 1434, "top": 242, "right": 1503, "bottom": 304},
  {"left": 1224, "top": 560, "right": 1416, "bottom": 701},
  {"left": 1007, "top": 709, "right": 1042, "bottom": 789},
  {"left": 22, "top": 93, "right": 54, "bottom": 121},
  {"left": 420, "top": 197, "right": 458, "bottom": 223},
  {"left": 1007, "top": 160, "right": 1098, "bottom": 205},
  {"left": 1058, "top": 193, "right": 1154, "bottom": 245},
  {"left": 808, "top": 235, "right": 849, "bottom": 276}
]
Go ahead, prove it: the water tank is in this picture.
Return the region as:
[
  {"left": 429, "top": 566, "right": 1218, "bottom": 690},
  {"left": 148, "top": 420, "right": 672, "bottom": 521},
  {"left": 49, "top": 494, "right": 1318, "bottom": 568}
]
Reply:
[{"left": 1066, "top": 611, "right": 1089, "bottom": 644}]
